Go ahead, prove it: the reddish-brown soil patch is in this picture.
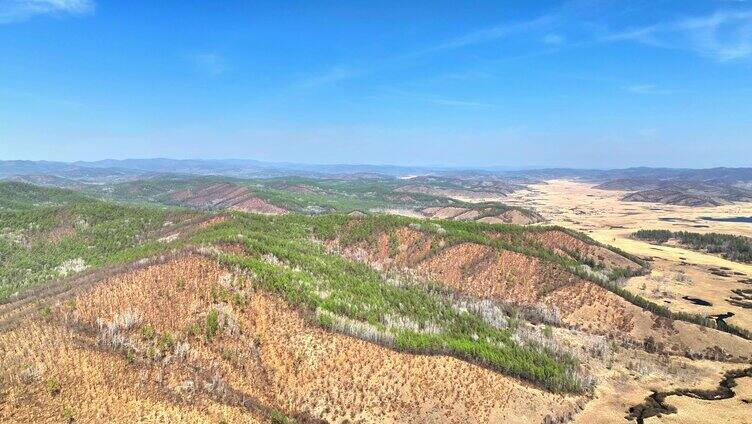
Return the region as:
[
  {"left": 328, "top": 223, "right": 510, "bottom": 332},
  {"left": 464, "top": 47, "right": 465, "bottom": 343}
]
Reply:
[
  {"left": 229, "top": 197, "right": 286, "bottom": 214},
  {"left": 198, "top": 214, "right": 230, "bottom": 228},
  {"left": 416, "top": 243, "right": 578, "bottom": 304},
  {"left": 428, "top": 206, "right": 468, "bottom": 219},
  {"left": 528, "top": 230, "right": 641, "bottom": 271},
  {"left": 170, "top": 183, "right": 286, "bottom": 215},
  {"left": 454, "top": 210, "right": 481, "bottom": 220},
  {"left": 499, "top": 209, "right": 539, "bottom": 225},
  {"left": 278, "top": 184, "right": 317, "bottom": 194},
  {"left": 421, "top": 207, "right": 543, "bottom": 225}
]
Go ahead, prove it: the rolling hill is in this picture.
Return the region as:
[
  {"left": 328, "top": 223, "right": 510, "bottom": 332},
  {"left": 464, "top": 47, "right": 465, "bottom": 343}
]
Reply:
[{"left": 2, "top": 176, "right": 752, "bottom": 422}]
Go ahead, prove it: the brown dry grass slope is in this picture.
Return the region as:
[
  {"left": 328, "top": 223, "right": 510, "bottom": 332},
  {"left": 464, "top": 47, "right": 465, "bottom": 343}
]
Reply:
[{"left": 0, "top": 253, "right": 586, "bottom": 424}]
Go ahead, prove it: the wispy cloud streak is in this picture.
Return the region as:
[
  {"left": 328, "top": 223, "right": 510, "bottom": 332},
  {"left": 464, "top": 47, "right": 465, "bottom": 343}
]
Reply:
[
  {"left": 292, "top": 14, "right": 559, "bottom": 90},
  {"left": 423, "top": 15, "right": 559, "bottom": 53},
  {"left": 288, "top": 8, "right": 752, "bottom": 97},
  {"left": 0, "top": 0, "right": 94, "bottom": 24},
  {"left": 624, "top": 84, "right": 674, "bottom": 95},
  {"left": 602, "top": 10, "right": 752, "bottom": 61},
  {"left": 376, "top": 88, "right": 494, "bottom": 108},
  {"left": 296, "top": 66, "right": 359, "bottom": 89}
]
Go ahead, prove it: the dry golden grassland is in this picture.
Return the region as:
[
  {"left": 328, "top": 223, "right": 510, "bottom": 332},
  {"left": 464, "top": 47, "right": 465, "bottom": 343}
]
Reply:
[{"left": 502, "top": 180, "right": 752, "bottom": 423}]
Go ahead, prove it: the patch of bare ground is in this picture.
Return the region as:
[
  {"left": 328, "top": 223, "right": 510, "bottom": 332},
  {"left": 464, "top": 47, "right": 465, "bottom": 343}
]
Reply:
[
  {"left": 526, "top": 230, "right": 642, "bottom": 271},
  {"left": 421, "top": 206, "right": 543, "bottom": 225},
  {"left": 496, "top": 209, "right": 541, "bottom": 225},
  {"left": 275, "top": 184, "right": 317, "bottom": 195},
  {"left": 229, "top": 197, "right": 286, "bottom": 215},
  {"left": 395, "top": 185, "right": 503, "bottom": 201},
  {"left": 213, "top": 242, "right": 249, "bottom": 256},
  {"left": 453, "top": 209, "right": 481, "bottom": 220},
  {"left": 45, "top": 224, "right": 77, "bottom": 244},
  {"left": 170, "top": 182, "right": 286, "bottom": 215},
  {"left": 426, "top": 206, "right": 467, "bottom": 219},
  {"left": 198, "top": 214, "right": 231, "bottom": 228},
  {"left": 0, "top": 253, "right": 586, "bottom": 423}
]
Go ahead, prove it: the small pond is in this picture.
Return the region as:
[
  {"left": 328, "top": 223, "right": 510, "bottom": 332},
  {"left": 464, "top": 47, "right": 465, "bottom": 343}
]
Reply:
[{"left": 700, "top": 216, "right": 752, "bottom": 223}]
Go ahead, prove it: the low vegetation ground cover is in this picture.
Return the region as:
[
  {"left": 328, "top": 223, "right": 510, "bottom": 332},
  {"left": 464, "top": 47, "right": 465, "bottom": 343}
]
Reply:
[
  {"left": 0, "top": 182, "right": 200, "bottom": 299},
  {"left": 0, "top": 181, "right": 90, "bottom": 209}
]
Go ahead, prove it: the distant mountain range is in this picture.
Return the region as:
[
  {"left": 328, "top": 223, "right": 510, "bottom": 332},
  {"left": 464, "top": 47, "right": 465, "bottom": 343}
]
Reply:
[
  {"left": 0, "top": 159, "right": 451, "bottom": 180},
  {"left": 76, "top": 158, "right": 450, "bottom": 176},
  {"left": 2, "top": 159, "right": 752, "bottom": 185}
]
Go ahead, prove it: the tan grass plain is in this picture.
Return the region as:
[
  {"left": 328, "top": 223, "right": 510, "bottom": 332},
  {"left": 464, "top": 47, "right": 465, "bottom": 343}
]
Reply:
[{"left": 503, "top": 180, "right": 752, "bottom": 423}]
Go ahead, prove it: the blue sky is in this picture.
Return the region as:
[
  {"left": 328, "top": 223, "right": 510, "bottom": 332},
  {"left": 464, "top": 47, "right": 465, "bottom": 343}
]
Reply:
[{"left": 1, "top": 0, "right": 751, "bottom": 168}]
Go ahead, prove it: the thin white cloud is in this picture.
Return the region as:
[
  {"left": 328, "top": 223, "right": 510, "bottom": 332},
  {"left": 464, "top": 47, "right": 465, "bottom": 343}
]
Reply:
[
  {"left": 192, "top": 53, "right": 226, "bottom": 76},
  {"left": 678, "top": 10, "right": 752, "bottom": 61},
  {"left": 377, "top": 88, "right": 493, "bottom": 108},
  {"left": 295, "top": 14, "right": 560, "bottom": 91},
  {"left": 433, "top": 70, "right": 494, "bottom": 82},
  {"left": 296, "top": 66, "right": 359, "bottom": 89},
  {"left": 429, "top": 98, "right": 492, "bottom": 108},
  {"left": 625, "top": 84, "right": 674, "bottom": 95},
  {"left": 426, "top": 15, "right": 558, "bottom": 53},
  {"left": 600, "top": 25, "right": 667, "bottom": 47},
  {"left": 602, "top": 10, "right": 752, "bottom": 62},
  {"left": 542, "top": 33, "right": 565, "bottom": 45},
  {"left": 289, "top": 8, "right": 751, "bottom": 97},
  {"left": 0, "top": 0, "right": 94, "bottom": 24}
]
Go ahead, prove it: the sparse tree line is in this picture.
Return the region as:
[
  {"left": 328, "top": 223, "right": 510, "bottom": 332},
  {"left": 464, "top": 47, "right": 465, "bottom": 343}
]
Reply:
[{"left": 633, "top": 229, "right": 752, "bottom": 264}]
